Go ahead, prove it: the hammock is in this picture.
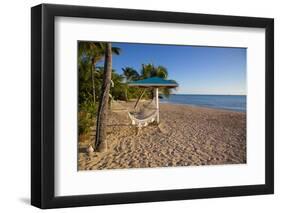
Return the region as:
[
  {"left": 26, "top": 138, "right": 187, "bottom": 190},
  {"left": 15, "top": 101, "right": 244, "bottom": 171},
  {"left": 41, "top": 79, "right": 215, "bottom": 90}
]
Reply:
[
  {"left": 128, "top": 110, "right": 158, "bottom": 128},
  {"left": 111, "top": 96, "right": 158, "bottom": 128},
  {"left": 127, "top": 97, "right": 158, "bottom": 128}
]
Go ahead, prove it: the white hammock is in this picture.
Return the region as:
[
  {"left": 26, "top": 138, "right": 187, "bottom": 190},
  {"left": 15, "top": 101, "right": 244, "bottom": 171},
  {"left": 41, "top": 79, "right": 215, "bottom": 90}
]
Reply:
[
  {"left": 128, "top": 107, "right": 158, "bottom": 128},
  {"left": 111, "top": 97, "right": 158, "bottom": 128}
]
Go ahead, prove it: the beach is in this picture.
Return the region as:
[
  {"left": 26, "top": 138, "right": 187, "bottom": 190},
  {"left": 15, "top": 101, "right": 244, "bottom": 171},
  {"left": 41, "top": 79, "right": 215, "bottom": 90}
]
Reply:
[{"left": 78, "top": 103, "right": 246, "bottom": 170}]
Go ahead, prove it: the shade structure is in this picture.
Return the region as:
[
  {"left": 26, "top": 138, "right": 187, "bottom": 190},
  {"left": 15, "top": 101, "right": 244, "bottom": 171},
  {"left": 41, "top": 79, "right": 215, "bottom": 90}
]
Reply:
[
  {"left": 127, "top": 77, "right": 178, "bottom": 88},
  {"left": 127, "top": 77, "right": 179, "bottom": 124}
]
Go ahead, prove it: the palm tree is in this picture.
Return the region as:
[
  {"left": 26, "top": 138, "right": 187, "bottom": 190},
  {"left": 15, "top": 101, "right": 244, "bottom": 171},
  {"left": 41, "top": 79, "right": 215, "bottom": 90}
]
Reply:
[
  {"left": 140, "top": 63, "right": 154, "bottom": 79},
  {"left": 79, "top": 42, "right": 102, "bottom": 104},
  {"left": 122, "top": 67, "right": 140, "bottom": 81},
  {"left": 111, "top": 70, "right": 126, "bottom": 101},
  {"left": 140, "top": 64, "right": 171, "bottom": 98},
  {"left": 122, "top": 67, "right": 140, "bottom": 100},
  {"left": 140, "top": 63, "right": 168, "bottom": 79},
  {"left": 95, "top": 43, "right": 112, "bottom": 151},
  {"left": 154, "top": 65, "right": 168, "bottom": 79},
  {"left": 78, "top": 42, "right": 121, "bottom": 104},
  {"left": 78, "top": 56, "right": 92, "bottom": 105},
  {"left": 95, "top": 67, "right": 127, "bottom": 101}
]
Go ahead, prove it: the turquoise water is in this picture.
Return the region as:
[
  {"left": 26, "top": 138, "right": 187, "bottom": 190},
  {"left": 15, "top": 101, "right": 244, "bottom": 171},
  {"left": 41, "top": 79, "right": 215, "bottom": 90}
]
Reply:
[{"left": 160, "top": 94, "right": 246, "bottom": 112}]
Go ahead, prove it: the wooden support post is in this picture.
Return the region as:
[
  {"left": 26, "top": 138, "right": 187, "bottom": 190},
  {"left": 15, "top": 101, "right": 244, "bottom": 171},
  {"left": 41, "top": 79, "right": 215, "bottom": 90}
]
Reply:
[{"left": 134, "top": 88, "right": 146, "bottom": 109}]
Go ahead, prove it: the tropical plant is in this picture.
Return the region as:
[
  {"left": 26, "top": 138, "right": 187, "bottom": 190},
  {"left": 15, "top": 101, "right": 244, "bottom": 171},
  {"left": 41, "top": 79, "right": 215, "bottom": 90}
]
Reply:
[
  {"left": 111, "top": 71, "right": 127, "bottom": 101},
  {"left": 95, "top": 67, "right": 127, "bottom": 101},
  {"left": 122, "top": 67, "right": 140, "bottom": 81},
  {"left": 78, "top": 41, "right": 121, "bottom": 104},
  {"left": 140, "top": 64, "right": 172, "bottom": 98},
  {"left": 140, "top": 63, "right": 168, "bottom": 79},
  {"left": 121, "top": 67, "right": 140, "bottom": 100},
  {"left": 78, "top": 42, "right": 177, "bottom": 147},
  {"left": 78, "top": 56, "right": 93, "bottom": 105},
  {"left": 78, "top": 101, "right": 97, "bottom": 135}
]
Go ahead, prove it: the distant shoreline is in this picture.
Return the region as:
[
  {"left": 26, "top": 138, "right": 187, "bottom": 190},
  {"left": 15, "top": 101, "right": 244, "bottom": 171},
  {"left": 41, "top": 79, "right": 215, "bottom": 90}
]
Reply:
[
  {"left": 170, "top": 94, "right": 246, "bottom": 96},
  {"left": 160, "top": 94, "right": 246, "bottom": 112},
  {"left": 159, "top": 102, "right": 246, "bottom": 113}
]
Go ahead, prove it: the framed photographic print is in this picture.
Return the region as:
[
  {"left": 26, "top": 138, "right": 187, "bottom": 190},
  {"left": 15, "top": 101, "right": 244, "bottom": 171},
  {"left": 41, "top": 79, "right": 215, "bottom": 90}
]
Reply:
[{"left": 31, "top": 3, "right": 274, "bottom": 209}]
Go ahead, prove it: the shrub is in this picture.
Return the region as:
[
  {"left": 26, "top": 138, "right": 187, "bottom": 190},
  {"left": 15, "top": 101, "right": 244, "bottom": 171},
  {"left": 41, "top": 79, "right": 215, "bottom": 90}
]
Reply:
[{"left": 78, "top": 101, "right": 97, "bottom": 135}]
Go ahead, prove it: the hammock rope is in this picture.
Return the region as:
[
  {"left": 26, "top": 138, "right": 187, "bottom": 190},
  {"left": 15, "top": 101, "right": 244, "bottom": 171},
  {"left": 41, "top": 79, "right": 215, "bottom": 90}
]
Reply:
[{"left": 111, "top": 96, "right": 158, "bottom": 128}]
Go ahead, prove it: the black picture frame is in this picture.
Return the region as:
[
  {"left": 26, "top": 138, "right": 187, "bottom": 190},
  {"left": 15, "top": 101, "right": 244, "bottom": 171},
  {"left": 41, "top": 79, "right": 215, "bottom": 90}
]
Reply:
[{"left": 31, "top": 3, "right": 274, "bottom": 209}]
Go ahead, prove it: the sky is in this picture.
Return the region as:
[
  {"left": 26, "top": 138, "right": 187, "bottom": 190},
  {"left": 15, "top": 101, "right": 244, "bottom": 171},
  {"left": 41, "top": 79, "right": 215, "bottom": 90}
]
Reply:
[{"left": 101, "top": 42, "right": 247, "bottom": 95}]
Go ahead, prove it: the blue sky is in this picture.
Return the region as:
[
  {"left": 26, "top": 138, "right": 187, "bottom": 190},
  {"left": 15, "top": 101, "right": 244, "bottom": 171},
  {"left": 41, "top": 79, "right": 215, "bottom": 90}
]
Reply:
[{"left": 103, "top": 42, "right": 246, "bottom": 95}]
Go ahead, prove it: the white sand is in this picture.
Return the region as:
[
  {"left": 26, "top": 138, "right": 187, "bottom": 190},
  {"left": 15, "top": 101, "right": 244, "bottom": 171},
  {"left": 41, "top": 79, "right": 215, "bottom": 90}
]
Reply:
[{"left": 78, "top": 103, "right": 246, "bottom": 170}]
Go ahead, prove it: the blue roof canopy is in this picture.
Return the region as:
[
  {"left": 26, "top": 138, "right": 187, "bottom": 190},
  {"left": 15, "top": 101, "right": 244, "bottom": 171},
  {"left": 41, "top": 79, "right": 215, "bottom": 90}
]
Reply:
[{"left": 127, "top": 77, "right": 179, "bottom": 88}]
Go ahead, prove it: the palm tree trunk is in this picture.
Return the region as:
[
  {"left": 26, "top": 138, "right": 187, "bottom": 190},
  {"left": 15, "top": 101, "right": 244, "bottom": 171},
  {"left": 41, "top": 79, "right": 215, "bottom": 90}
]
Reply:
[
  {"left": 95, "top": 43, "right": 112, "bottom": 151},
  {"left": 91, "top": 59, "right": 96, "bottom": 104}
]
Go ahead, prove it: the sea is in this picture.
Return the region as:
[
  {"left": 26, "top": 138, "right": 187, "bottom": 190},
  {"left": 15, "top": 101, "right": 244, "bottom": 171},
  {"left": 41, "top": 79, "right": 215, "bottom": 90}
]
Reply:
[{"left": 160, "top": 94, "right": 246, "bottom": 112}]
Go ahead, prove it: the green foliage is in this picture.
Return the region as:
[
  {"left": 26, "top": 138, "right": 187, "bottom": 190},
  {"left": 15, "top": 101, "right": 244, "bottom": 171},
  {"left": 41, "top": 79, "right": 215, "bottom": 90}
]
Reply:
[
  {"left": 140, "top": 63, "right": 168, "bottom": 79},
  {"left": 111, "top": 71, "right": 127, "bottom": 100},
  {"left": 78, "top": 57, "right": 92, "bottom": 104},
  {"left": 78, "top": 41, "right": 177, "bottom": 136},
  {"left": 122, "top": 67, "right": 140, "bottom": 81},
  {"left": 78, "top": 101, "right": 97, "bottom": 135},
  {"left": 139, "top": 64, "right": 173, "bottom": 97}
]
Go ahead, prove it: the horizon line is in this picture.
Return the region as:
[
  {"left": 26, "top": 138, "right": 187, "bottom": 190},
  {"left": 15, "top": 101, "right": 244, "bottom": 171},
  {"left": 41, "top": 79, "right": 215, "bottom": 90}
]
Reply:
[{"left": 171, "top": 93, "right": 246, "bottom": 96}]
